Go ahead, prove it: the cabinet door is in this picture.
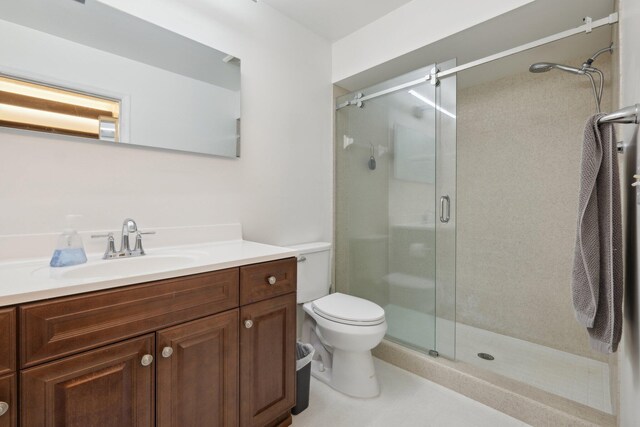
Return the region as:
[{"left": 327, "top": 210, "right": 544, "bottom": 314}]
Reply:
[
  {"left": 240, "top": 293, "right": 296, "bottom": 427},
  {"left": 0, "top": 374, "right": 16, "bottom": 427},
  {"left": 156, "top": 310, "right": 239, "bottom": 427},
  {"left": 21, "top": 335, "right": 154, "bottom": 427}
]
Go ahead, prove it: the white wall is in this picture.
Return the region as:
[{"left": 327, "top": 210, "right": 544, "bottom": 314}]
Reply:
[
  {"left": 331, "top": 0, "right": 532, "bottom": 82},
  {"left": 0, "top": 0, "right": 332, "bottom": 247},
  {"left": 618, "top": 0, "right": 640, "bottom": 424},
  {"left": 1, "top": 19, "right": 240, "bottom": 157}
]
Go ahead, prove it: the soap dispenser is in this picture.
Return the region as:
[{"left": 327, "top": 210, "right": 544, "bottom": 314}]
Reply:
[{"left": 50, "top": 214, "right": 88, "bottom": 267}]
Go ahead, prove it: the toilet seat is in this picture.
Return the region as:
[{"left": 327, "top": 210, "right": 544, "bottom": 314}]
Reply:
[{"left": 312, "top": 293, "right": 385, "bottom": 326}]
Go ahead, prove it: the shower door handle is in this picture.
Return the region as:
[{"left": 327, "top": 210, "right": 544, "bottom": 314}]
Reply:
[{"left": 440, "top": 195, "right": 450, "bottom": 223}]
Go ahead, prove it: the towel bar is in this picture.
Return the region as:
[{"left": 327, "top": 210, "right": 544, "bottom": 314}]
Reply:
[{"left": 598, "top": 104, "right": 639, "bottom": 124}]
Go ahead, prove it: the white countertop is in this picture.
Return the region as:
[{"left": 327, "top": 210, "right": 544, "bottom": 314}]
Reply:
[{"left": 0, "top": 239, "right": 297, "bottom": 306}]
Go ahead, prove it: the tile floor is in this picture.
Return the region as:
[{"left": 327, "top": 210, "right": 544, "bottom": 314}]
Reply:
[{"left": 292, "top": 358, "right": 530, "bottom": 427}]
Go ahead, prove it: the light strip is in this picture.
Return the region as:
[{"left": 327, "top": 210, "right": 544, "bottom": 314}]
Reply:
[
  {"left": 0, "top": 103, "right": 99, "bottom": 134},
  {"left": 408, "top": 90, "right": 456, "bottom": 119},
  {"left": 0, "top": 76, "right": 119, "bottom": 116}
]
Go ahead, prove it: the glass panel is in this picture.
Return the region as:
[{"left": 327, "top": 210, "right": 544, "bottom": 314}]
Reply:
[
  {"left": 335, "top": 65, "right": 439, "bottom": 353},
  {"left": 435, "top": 59, "right": 457, "bottom": 359}
]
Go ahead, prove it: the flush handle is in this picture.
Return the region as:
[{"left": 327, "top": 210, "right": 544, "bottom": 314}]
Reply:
[
  {"left": 440, "top": 195, "right": 450, "bottom": 223},
  {"left": 267, "top": 276, "right": 277, "bottom": 285}
]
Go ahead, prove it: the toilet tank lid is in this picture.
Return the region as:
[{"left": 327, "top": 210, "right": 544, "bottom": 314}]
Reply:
[{"left": 287, "top": 242, "right": 331, "bottom": 254}]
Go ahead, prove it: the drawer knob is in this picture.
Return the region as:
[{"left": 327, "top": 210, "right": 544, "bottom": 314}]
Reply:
[
  {"left": 141, "top": 354, "right": 154, "bottom": 367},
  {"left": 267, "top": 276, "right": 277, "bottom": 285},
  {"left": 0, "top": 401, "right": 8, "bottom": 417},
  {"left": 244, "top": 319, "right": 254, "bottom": 329},
  {"left": 162, "top": 346, "right": 173, "bottom": 358}
]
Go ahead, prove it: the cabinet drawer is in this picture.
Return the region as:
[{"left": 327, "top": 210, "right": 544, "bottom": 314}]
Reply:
[
  {"left": 240, "top": 258, "right": 296, "bottom": 305},
  {"left": 20, "top": 268, "right": 239, "bottom": 368},
  {"left": 0, "top": 374, "right": 16, "bottom": 427},
  {"left": 0, "top": 309, "right": 15, "bottom": 376}
]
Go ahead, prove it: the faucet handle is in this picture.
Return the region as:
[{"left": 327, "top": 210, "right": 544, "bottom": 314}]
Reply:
[
  {"left": 133, "top": 231, "right": 155, "bottom": 255},
  {"left": 91, "top": 233, "right": 117, "bottom": 259}
]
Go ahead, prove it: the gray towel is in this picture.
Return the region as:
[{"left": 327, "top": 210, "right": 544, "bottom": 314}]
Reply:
[{"left": 572, "top": 113, "right": 623, "bottom": 353}]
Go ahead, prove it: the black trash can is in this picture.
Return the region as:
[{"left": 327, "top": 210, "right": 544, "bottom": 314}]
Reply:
[{"left": 291, "top": 342, "right": 315, "bottom": 415}]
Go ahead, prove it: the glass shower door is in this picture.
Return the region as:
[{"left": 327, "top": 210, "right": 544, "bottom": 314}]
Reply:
[{"left": 335, "top": 64, "right": 446, "bottom": 355}]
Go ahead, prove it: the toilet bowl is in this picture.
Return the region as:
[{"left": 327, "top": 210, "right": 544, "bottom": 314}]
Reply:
[
  {"left": 302, "top": 292, "right": 387, "bottom": 398},
  {"left": 289, "top": 242, "right": 387, "bottom": 399}
]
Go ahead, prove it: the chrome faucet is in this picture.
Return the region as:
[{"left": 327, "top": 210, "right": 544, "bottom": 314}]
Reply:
[{"left": 92, "top": 218, "right": 155, "bottom": 259}]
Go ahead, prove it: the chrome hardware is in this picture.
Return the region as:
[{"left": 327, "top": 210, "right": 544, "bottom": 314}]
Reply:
[
  {"left": 161, "top": 347, "right": 173, "bottom": 358},
  {"left": 632, "top": 175, "right": 640, "bottom": 187},
  {"left": 0, "top": 402, "right": 8, "bottom": 417},
  {"left": 267, "top": 276, "right": 277, "bottom": 285},
  {"left": 120, "top": 218, "right": 137, "bottom": 253},
  {"left": 140, "top": 354, "right": 153, "bottom": 366},
  {"left": 91, "top": 232, "right": 116, "bottom": 258},
  {"left": 428, "top": 349, "right": 439, "bottom": 358},
  {"left": 297, "top": 256, "right": 307, "bottom": 263},
  {"left": 244, "top": 319, "right": 253, "bottom": 329},
  {"left": 430, "top": 67, "right": 440, "bottom": 86},
  {"left": 94, "top": 219, "right": 155, "bottom": 259},
  {"left": 133, "top": 231, "right": 156, "bottom": 255},
  {"left": 440, "top": 195, "right": 450, "bottom": 223}
]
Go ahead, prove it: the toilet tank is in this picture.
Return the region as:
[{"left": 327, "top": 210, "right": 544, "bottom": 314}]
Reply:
[{"left": 288, "top": 242, "right": 332, "bottom": 303}]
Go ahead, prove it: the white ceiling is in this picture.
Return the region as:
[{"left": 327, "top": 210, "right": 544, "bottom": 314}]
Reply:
[{"left": 262, "top": 0, "right": 413, "bottom": 41}]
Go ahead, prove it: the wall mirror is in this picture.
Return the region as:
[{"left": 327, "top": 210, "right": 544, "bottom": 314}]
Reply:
[{"left": 0, "top": 0, "right": 241, "bottom": 158}]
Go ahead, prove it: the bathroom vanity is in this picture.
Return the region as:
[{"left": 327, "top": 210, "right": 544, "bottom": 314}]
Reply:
[{"left": 0, "top": 237, "right": 297, "bottom": 427}]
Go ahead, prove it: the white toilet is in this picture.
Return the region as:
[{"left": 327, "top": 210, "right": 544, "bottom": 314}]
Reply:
[{"left": 291, "top": 242, "right": 387, "bottom": 398}]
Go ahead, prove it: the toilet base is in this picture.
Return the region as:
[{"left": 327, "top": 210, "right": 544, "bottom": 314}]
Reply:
[{"left": 310, "top": 349, "right": 380, "bottom": 398}]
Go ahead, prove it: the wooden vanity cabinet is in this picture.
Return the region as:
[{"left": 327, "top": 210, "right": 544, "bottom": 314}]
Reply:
[{"left": 10, "top": 257, "right": 296, "bottom": 427}]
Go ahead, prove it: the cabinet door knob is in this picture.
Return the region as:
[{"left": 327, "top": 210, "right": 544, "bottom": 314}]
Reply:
[
  {"left": 267, "top": 276, "right": 277, "bottom": 285},
  {"left": 141, "top": 354, "right": 154, "bottom": 366},
  {"left": 0, "top": 401, "right": 9, "bottom": 417},
  {"left": 244, "top": 319, "right": 254, "bottom": 329},
  {"left": 161, "top": 347, "right": 173, "bottom": 358}
]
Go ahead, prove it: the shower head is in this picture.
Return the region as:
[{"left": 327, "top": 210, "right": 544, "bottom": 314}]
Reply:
[
  {"left": 528, "top": 62, "right": 584, "bottom": 75},
  {"left": 529, "top": 45, "right": 612, "bottom": 114}
]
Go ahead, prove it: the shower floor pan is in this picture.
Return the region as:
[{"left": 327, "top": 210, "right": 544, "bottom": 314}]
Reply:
[{"left": 382, "top": 304, "right": 611, "bottom": 414}]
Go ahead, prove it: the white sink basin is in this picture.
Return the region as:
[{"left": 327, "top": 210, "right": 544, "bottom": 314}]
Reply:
[{"left": 32, "top": 253, "right": 203, "bottom": 281}]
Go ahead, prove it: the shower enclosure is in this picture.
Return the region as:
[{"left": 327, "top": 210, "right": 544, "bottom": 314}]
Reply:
[
  {"left": 335, "top": 29, "right": 618, "bottom": 415},
  {"left": 335, "top": 60, "right": 457, "bottom": 359}
]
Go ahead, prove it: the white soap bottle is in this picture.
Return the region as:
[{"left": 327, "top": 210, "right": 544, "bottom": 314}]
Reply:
[{"left": 50, "top": 214, "right": 88, "bottom": 267}]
